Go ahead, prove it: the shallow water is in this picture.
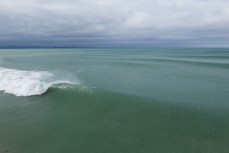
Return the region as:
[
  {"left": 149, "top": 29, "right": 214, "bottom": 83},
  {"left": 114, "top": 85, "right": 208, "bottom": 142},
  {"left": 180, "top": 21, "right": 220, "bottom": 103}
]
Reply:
[{"left": 0, "top": 48, "right": 229, "bottom": 153}]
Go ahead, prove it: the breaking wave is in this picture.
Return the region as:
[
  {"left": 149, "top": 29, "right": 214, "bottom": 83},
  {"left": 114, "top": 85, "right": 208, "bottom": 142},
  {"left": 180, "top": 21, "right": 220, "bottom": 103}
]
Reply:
[{"left": 0, "top": 67, "right": 79, "bottom": 96}]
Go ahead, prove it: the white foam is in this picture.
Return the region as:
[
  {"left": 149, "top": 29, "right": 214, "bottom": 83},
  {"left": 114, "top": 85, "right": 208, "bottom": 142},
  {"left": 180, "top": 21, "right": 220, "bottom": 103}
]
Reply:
[{"left": 0, "top": 67, "right": 78, "bottom": 96}]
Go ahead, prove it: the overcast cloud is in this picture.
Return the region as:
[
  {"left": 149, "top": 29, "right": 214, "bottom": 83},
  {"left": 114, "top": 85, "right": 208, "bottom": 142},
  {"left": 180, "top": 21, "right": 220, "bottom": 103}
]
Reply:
[{"left": 0, "top": 0, "right": 229, "bottom": 47}]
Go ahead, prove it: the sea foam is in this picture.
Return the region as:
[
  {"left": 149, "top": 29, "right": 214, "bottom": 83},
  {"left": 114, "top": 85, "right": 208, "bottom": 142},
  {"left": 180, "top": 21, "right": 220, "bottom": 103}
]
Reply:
[{"left": 0, "top": 67, "right": 78, "bottom": 96}]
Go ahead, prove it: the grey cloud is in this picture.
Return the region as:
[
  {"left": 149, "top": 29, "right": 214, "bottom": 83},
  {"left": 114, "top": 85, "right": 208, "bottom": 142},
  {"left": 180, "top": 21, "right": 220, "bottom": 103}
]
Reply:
[{"left": 0, "top": 0, "right": 229, "bottom": 47}]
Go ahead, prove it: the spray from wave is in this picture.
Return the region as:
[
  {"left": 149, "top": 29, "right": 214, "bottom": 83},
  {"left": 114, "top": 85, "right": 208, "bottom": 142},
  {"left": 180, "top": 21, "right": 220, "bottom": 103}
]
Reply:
[{"left": 0, "top": 67, "right": 79, "bottom": 96}]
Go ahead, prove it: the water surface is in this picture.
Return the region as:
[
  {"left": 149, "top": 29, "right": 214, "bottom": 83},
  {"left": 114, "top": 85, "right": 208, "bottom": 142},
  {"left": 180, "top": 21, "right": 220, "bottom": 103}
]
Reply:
[{"left": 0, "top": 48, "right": 229, "bottom": 153}]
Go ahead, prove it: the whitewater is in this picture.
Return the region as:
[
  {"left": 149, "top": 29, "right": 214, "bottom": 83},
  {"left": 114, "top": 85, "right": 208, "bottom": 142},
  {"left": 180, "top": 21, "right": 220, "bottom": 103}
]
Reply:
[{"left": 0, "top": 67, "right": 79, "bottom": 96}]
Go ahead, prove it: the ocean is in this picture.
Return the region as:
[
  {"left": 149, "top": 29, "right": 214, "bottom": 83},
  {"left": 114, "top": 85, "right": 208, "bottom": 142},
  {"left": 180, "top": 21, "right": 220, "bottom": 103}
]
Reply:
[{"left": 0, "top": 48, "right": 229, "bottom": 153}]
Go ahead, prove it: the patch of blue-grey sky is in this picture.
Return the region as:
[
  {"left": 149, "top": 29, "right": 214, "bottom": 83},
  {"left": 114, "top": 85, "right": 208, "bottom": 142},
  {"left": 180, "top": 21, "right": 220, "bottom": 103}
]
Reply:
[{"left": 0, "top": 0, "right": 229, "bottom": 47}]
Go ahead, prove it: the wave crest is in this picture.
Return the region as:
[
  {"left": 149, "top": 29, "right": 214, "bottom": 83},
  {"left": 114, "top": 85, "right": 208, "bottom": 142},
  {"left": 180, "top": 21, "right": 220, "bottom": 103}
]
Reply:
[{"left": 0, "top": 67, "right": 79, "bottom": 96}]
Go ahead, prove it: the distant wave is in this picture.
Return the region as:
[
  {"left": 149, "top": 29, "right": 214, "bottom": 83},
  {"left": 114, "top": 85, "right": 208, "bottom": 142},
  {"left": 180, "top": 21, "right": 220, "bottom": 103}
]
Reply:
[{"left": 0, "top": 67, "right": 79, "bottom": 96}]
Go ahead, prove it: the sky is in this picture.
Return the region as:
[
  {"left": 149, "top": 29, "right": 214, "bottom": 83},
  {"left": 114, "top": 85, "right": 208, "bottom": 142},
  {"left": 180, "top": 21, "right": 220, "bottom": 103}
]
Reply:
[{"left": 0, "top": 0, "right": 229, "bottom": 48}]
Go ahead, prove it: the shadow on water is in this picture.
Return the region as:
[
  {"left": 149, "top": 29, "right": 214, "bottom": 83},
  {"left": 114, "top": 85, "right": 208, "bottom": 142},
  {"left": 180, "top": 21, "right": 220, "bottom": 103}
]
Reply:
[{"left": 0, "top": 86, "right": 229, "bottom": 153}]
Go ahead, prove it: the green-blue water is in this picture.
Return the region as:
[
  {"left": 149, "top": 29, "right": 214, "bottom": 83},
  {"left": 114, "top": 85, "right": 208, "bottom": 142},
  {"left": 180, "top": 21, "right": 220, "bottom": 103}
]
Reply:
[{"left": 0, "top": 48, "right": 229, "bottom": 153}]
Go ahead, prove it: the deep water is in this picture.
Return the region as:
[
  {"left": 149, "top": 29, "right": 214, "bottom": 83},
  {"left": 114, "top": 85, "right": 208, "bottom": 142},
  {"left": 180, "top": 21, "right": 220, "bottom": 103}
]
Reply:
[{"left": 0, "top": 48, "right": 229, "bottom": 153}]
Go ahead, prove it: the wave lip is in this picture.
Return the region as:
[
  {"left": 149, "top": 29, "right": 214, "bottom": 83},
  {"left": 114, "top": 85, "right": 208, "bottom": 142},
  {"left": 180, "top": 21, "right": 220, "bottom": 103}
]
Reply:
[{"left": 0, "top": 67, "right": 79, "bottom": 96}]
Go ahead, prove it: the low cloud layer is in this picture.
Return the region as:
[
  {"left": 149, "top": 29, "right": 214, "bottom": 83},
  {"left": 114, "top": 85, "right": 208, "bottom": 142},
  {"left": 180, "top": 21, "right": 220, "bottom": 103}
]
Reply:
[{"left": 0, "top": 0, "right": 229, "bottom": 47}]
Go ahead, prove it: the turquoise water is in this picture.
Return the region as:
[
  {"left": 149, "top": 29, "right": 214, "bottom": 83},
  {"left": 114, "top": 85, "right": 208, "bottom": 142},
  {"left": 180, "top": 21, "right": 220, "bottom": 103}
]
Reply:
[{"left": 0, "top": 48, "right": 229, "bottom": 153}]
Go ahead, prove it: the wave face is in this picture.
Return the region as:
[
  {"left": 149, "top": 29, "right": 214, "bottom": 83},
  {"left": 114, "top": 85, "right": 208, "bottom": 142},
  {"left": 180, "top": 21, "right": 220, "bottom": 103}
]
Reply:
[{"left": 0, "top": 67, "right": 78, "bottom": 96}]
